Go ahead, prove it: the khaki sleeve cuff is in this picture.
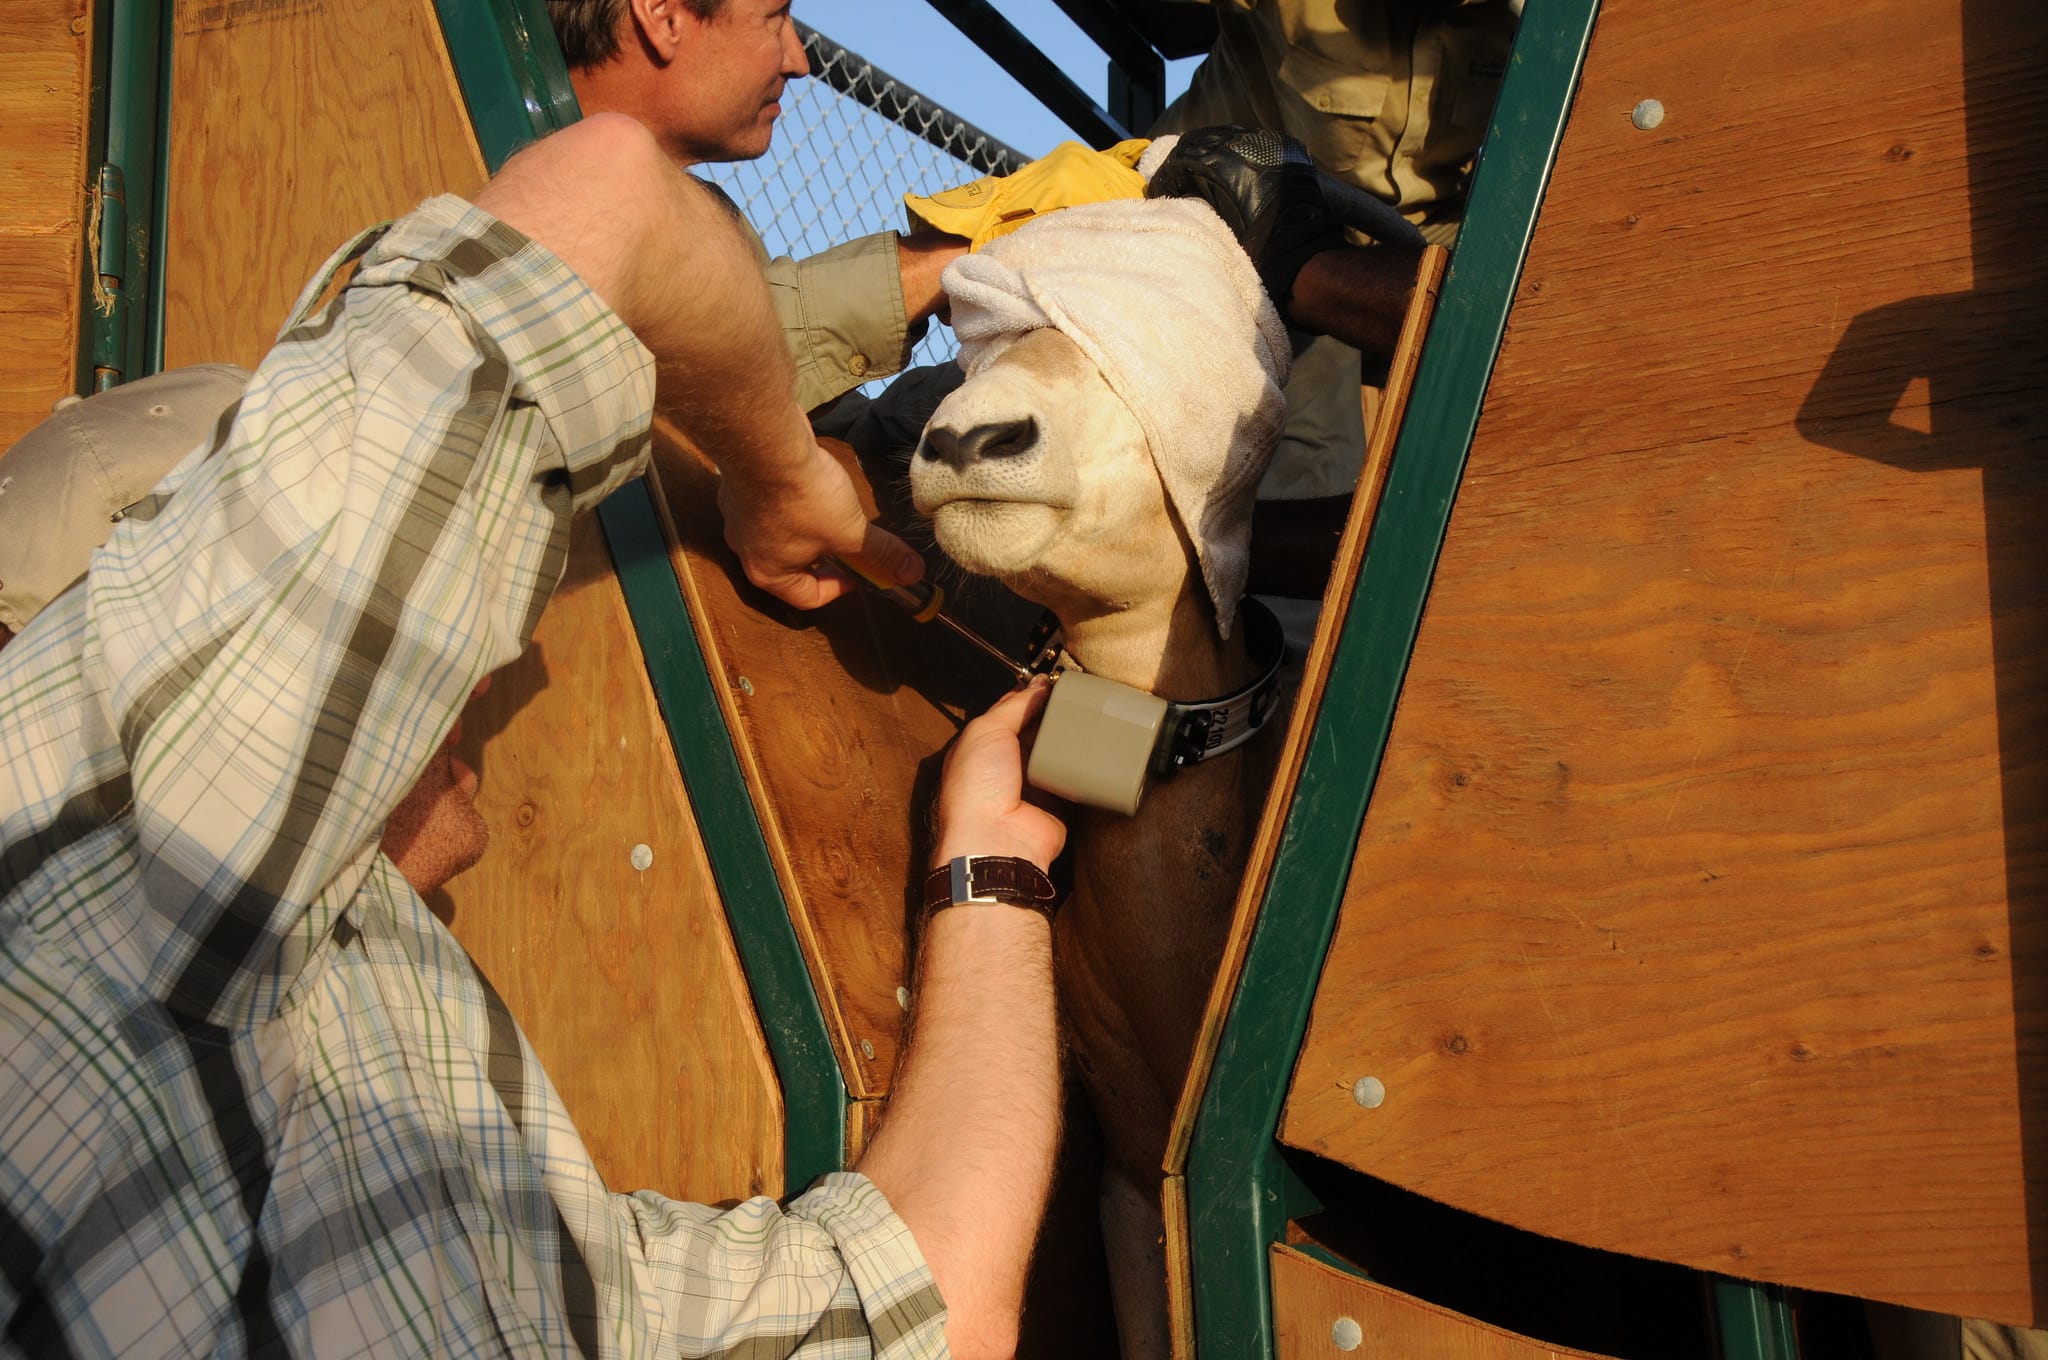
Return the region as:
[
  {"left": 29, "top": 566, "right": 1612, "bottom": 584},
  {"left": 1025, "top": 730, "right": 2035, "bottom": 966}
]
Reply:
[{"left": 765, "top": 233, "right": 915, "bottom": 412}]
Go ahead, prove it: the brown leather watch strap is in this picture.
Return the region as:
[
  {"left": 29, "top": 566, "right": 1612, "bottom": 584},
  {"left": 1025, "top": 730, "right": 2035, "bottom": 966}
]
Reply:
[{"left": 921, "top": 855, "right": 1060, "bottom": 922}]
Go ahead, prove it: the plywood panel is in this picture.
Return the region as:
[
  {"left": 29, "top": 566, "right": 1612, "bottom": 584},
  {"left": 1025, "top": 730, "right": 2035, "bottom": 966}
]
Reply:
[
  {"left": 0, "top": 0, "right": 89, "bottom": 448},
  {"left": 649, "top": 423, "right": 1009, "bottom": 1096},
  {"left": 442, "top": 513, "right": 783, "bottom": 1204},
  {"left": 0, "top": 235, "right": 83, "bottom": 453},
  {"left": 162, "top": 0, "right": 485, "bottom": 370},
  {"left": 1285, "top": 0, "right": 2048, "bottom": 1324},
  {"left": 1271, "top": 1247, "right": 1616, "bottom": 1360}
]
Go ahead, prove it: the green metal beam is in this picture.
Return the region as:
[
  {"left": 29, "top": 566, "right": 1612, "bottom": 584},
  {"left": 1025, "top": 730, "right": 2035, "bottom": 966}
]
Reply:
[
  {"left": 144, "top": 0, "right": 173, "bottom": 377},
  {"left": 434, "top": 0, "right": 580, "bottom": 167},
  {"left": 428, "top": 0, "right": 848, "bottom": 1189},
  {"left": 84, "top": 0, "right": 168, "bottom": 390},
  {"left": 74, "top": 0, "right": 112, "bottom": 396},
  {"left": 1715, "top": 1279, "right": 1802, "bottom": 1360},
  {"left": 1180, "top": 1, "right": 1604, "bottom": 1354}
]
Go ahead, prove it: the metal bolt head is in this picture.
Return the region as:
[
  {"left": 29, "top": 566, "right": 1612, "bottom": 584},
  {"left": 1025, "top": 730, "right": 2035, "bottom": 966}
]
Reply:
[
  {"left": 1332, "top": 1316, "right": 1364, "bottom": 1351},
  {"left": 1351, "top": 1076, "right": 1386, "bottom": 1109},
  {"left": 736, "top": 676, "right": 755, "bottom": 696},
  {"left": 896, "top": 986, "right": 911, "bottom": 1011},
  {"left": 860, "top": 1039, "right": 877, "bottom": 1061},
  {"left": 630, "top": 843, "right": 653, "bottom": 872},
  {"left": 1631, "top": 98, "right": 1666, "bottom": 131}
]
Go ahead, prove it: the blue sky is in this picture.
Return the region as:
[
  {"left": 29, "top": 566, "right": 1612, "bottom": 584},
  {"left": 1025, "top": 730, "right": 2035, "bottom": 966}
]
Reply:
[{"left": 796, "top": 0, "right": 1202, "bottom": 159}]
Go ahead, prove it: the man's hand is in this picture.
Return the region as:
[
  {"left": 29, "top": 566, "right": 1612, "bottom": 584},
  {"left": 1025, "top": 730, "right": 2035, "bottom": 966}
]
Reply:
[
  {"left": 716, "top": 429, "right": 924, "bottom": 610},
  {"left": 1143, "top": 124, "right": 1347, "bottom": 321},
  {"left": 932, "top": 677, "right": 1066, "bottom": 872}
]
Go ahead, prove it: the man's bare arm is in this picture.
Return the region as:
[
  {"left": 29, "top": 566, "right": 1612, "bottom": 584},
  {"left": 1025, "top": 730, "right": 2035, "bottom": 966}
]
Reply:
[
  {"left": 897, "top": 229, "right": 971, "bottom": 328},
  {"left": 1288, "top": 243, "right": 1426, "bottom": 361},
  {"left": 473, "top": 114, "right": 921, "bottom": 606},
  {"left": 858, "top": 679, "right": 1067, "bottom": 1360}
]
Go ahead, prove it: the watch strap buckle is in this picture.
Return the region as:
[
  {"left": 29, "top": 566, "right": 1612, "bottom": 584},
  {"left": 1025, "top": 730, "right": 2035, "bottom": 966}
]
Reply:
[{"left": 923, "top": 854, "right": 1061, "bottom": 921}]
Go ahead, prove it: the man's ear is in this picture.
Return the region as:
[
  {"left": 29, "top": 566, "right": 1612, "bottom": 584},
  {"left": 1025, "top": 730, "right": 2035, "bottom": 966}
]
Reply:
[{"left": 629, "top": 0, "right": 686, "bottom": 63}]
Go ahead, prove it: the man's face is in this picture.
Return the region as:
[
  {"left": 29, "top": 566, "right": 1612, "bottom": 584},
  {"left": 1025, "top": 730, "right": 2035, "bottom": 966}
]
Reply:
[
  {"left": 380, "top": 677, "right": 494, "bottom": 895},
  {"left": 662, "top": 0, "right": 809, "bottom": 164}
]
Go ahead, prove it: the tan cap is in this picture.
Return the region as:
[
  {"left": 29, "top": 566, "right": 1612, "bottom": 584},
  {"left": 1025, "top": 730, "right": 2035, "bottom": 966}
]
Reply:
[{"left": 0, "top": 364, "right": 251, "bottom": 631}]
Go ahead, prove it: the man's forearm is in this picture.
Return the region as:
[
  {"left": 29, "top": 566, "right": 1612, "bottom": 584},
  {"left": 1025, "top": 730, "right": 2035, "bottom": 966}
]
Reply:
[
  {"left": 857, "top": 905, "right": 1059, "bottom": 1358},
  {"left": 897, "top": 230, "right": 971, "bottom": 328},
  {"left": 1287, "top": 244, "right": 1426, "bottom": 360}
]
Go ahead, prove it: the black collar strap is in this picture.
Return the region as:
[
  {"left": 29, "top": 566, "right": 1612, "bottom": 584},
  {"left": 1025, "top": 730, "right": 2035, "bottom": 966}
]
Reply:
[{"left": 1151, "top": 596, "right": 1288, "bottom": 775}]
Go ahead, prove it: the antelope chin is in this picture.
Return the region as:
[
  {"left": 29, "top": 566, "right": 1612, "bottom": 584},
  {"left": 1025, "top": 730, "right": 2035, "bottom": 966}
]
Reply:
[{"left": 930, "top": 499, "right": 1062, "bottom": 580}]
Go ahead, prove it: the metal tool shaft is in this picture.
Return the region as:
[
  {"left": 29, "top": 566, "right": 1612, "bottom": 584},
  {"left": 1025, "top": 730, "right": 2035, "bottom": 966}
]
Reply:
[
  {"left": 933, "top": 609, "right": 1031, "bottom": 682},
  {"left": 834, "top": 552, "right": 1033, "bottom": 682}
]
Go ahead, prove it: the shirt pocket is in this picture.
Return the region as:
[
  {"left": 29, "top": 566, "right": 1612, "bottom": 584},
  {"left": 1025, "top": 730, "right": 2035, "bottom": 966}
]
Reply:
[{"left": 1276, "top": 41, "right": 1394, "bottom": 119}]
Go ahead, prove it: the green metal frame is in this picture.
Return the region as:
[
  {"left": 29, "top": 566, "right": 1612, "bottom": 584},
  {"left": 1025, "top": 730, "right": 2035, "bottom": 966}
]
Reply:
[
  {"left": 1181, "top": 1, "right": 1608, "bottom": 1353},
  {"left": 428, "top": 0, "right": 848, "bottom": 1189},
  {"left": 144, "top": 0, "right": 174, "bottom": 377},
  {"left": 1715, "top": 1279, "right": 1802, "bottom": 1360},
  {"left": 434, "top": 0, "right": 580, "bottom": 166},
  {"left": 74, "top": 0, "right": 112, "bottom": 393},
  {"left": 81, "top": 0, "right": 171, "bottom": 390}
]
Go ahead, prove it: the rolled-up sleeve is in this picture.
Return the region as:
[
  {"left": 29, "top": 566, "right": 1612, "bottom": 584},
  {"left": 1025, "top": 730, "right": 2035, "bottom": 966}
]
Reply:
[
  {"left": 764, "top": 233, "right": 916, "bottom": 412},
  {"left": 614, "top": 1171, "right": 947, "bottom": 1358}
]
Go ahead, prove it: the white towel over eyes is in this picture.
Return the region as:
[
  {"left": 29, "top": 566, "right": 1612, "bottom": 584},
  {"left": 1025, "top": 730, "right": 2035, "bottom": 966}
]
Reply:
[{"left": 941, "top": 195, "right": 1291, "bottom": 639}]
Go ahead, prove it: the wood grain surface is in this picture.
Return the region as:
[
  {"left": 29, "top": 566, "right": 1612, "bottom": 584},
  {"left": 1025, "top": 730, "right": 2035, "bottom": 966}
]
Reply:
[
  {"left": 162, "top": 0, "right": 485, "bottom": 369},
  {"left": 1283, "top": 0, "right": 2048, "bottom": 1324},
  {"left": 442, "top": 514, "right": 783, "bottom": 1204},
  {"left": 0, "top": 0, "right": 89, "bottom": 448},
  {"left": 648, "top": 424, "right": 1010, "bottom": 1097},
  {"left": 1271, "top": 1247, "right": 1617, "bottom": 1360}
]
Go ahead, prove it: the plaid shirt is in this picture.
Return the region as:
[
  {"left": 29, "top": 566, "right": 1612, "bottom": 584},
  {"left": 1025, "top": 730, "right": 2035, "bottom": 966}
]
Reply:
[{"left": 0, "top": 196, "right": 945, "bottom": 1358}]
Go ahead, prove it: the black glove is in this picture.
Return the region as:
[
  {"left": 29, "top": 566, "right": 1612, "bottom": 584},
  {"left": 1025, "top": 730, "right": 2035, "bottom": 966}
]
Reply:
[{"left": 1144, "top": 125, "right": 1347, "bottom": 321}]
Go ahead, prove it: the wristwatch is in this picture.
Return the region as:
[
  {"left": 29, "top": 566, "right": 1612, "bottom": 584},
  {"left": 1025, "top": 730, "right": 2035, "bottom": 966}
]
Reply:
[{"left": 921, "top": 855, "right": 1060, "bottom": 922}]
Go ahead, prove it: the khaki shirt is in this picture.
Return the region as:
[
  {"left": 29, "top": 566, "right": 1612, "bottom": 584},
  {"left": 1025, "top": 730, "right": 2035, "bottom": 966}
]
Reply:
[
  {"left": 1156, "top": 0, "right": 1521, "bottom": 236},
  {"left": 699, "top": 179, "right": 917, "bottom": 412}
]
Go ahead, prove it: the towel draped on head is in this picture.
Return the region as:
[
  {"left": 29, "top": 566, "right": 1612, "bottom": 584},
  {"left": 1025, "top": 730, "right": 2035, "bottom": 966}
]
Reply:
[{"left": 942, "top": 197, "right": 1292, "bottom": 639}]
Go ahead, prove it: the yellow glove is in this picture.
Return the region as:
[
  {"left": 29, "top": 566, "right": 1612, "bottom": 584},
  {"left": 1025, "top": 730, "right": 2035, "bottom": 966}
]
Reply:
[{"left": 904, "top": 139, "right": 1150, "bottom": 250}]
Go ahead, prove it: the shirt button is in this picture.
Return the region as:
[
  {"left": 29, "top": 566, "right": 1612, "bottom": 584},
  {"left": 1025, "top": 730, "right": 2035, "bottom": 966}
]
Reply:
[{"left": 847, "top": 354, "right": 870, "bottom": 377}]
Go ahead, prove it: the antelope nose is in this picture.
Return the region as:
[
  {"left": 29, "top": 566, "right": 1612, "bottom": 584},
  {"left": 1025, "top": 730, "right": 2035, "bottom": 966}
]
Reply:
[{"left": 917, "top": 416, "right": 1039, "bottom": 470}]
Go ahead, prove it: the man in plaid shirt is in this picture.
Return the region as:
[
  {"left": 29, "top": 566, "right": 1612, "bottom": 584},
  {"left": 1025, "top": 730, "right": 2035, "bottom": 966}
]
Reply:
[{"left": 0, "top": 115, "right": 1065, "bottom": 1358}]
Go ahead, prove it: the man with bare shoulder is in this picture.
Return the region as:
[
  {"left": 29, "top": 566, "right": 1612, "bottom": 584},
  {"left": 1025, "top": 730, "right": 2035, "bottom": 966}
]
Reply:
[{"left": 0, "top": 115, "right": 1062, "bottom": 1360}]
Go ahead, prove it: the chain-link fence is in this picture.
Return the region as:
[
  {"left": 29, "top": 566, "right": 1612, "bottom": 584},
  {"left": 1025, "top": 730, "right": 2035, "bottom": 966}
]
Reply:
[{"left": 696, "top": 24, "right": 1027, "bottom": 389}]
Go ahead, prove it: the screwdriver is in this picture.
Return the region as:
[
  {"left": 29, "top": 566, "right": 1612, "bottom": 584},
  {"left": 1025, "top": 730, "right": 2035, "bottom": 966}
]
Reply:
[{"left": 831, "top": 554, "right": 1033, "bottom": 683}]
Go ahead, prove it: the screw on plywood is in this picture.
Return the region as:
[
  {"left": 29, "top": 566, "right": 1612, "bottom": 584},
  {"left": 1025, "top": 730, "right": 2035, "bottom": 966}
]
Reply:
[
  {"left": 1631, "top": 98, "right": 1666, "bottom": 131},
  {"left": 860, "top": 1039, "right": 876, "bottom": 1061},
  {"left": 736, "top": 676, "right": 755, "bottom": 696},
  {"left": 1331, "top": 1316, "right": 1363, "bottom": 1351},
  {"left": 1350, "top": 1076, "right": 1386, "bottom": 1109},
  {"left": 895, "top": 986, "right": 911, "bottom": 1011},
  {"left": 630, "top": 843, "right": 653, "bottom": 871}
]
